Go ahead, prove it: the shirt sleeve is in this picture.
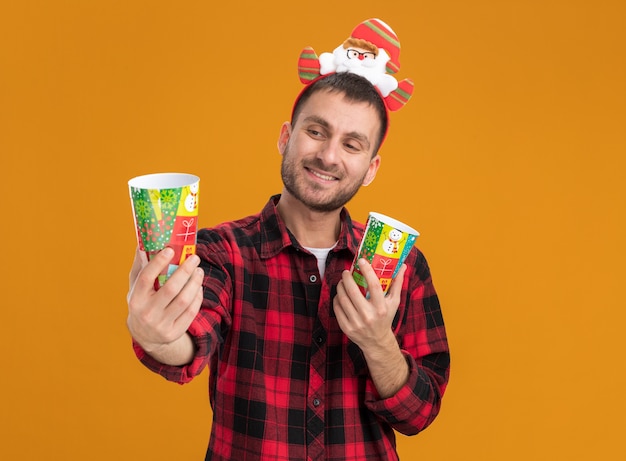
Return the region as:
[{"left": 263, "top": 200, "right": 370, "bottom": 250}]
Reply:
[
  {"left": 363, "top": 248, "right": 450, "bottom": 435},
  {"left": 131, "top": 313, "right": 220, "bottom": 384},
  {"left": 133, "top": 231, "right": 234, "bottom": 384}
]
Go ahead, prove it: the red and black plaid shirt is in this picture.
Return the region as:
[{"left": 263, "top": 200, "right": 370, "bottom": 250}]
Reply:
[{"left": 134, "top": 195, "right": 450, "bottom": 461}]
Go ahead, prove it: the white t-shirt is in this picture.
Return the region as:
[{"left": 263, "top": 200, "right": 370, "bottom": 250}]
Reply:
[{"left": 303, "top": 243, "right": 338, "bottom": 278}]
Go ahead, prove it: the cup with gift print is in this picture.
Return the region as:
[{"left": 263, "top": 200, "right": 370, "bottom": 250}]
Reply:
[
  {"left": 128, "top": 172, "right": 200, "bottom": 289},
  {"left": 352, "top": 212, "right": 419, "bottom": 297}
]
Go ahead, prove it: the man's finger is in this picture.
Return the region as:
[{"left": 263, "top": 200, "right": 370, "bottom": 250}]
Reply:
[
  {"left": 357, "top": 259, "right": 385, "bottom": 304},
  {"left": 134, "top": 247, "right": 176, "bottom": 295},
  {"left": 387, "top": 264, "right": 407, "bottom": 302},
  {"left": 342, "top": 268, "right": 367, "bottom": 302},
  {"left": 161, "top": 264, "right": 204, "bottom": 324},
  {"left": 129, "top": 247, "right": 148, "bottom": 286}
]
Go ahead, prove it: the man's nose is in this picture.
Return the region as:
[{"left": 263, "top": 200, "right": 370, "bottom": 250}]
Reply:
[{"left": 317, "top": 140, "right": 340, "bottom": 165}]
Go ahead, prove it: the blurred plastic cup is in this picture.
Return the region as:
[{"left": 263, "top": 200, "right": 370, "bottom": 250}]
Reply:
[
  {"left": 128, "top": 172, "right": 200, "bottom": 288},
  {"left": 352, "top": 212, "right": 419, "bottom": 297}
]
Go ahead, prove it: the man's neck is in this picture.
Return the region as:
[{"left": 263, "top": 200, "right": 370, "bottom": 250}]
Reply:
[{"left": 276, "top": 192, "right": 342, "bottom": 248}]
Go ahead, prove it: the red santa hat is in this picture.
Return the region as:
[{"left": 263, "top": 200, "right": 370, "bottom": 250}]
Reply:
[{"left": 350, "top": 18, "right": 402, "bottom": 74}]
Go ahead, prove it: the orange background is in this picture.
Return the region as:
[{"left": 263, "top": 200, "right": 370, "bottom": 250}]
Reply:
[{"left": 1, "top": 1, "right": 625, "bottom": 459}]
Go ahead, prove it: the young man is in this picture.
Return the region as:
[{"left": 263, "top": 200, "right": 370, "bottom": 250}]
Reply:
[{"left": 127, "top": 20, "right": 449, "bottom": 461}]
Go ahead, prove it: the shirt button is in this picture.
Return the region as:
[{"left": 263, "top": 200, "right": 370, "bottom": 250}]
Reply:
[
  {"left": 316, "top": 335, "right": 324, "bottom": 344},
  {"left": 309, "top": 274, "right": 317, "bottom": 283},
  {"left": 313, "top": 398, "right": 321, "bottom": 407}
]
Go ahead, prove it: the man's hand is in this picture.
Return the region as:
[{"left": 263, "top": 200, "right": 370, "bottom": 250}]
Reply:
[
  {"left": 126, "top": 247, "right": 204, "bottom": 365},
  {"left": 333, "top": 259, "right": 409, "bottom": 398},
  {"left": 333, "top": 259, "right": 406, "bottom": 349}
]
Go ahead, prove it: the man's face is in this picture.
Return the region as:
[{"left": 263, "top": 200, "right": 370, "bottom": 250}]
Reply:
[{"left": 278, "top": 90, "right": 381, "bottom": 213}]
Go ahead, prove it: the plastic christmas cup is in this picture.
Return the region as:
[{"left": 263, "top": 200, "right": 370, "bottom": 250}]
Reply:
[
  {"left": 351, "top": 212, "right": 419, "bottom": 297},
  {"left": 128, "top": 172, "right": 200, "bottom": 288}
]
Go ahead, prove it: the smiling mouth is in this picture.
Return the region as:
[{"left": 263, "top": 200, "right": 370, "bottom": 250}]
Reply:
[{"left": 306, "top": 167, "right": 338, "bottom": 181}]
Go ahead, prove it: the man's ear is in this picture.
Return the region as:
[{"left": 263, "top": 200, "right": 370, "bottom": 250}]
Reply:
[
  {"left": 277, "top": 122, "right": 292, "bottom": 156},
  {"left": 362, "top": 154, "right": 381, "bottom": 186}
]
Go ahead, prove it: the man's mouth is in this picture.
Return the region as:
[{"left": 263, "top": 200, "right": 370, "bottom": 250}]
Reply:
[{"left": 306, "top": 167, "right": 338, "bottom": 181}]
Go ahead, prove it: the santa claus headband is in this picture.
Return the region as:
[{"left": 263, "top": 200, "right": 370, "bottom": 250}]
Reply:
[{"left": 296, "top": 18, "right": 414, "bottom": 112}]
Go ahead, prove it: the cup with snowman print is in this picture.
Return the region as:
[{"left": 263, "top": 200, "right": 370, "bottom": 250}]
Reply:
[
  {"left": 351, "top": 212, "right": 419, "bottom": 298},
  {"left": 128, "top": 172, "right": 200, "bottom": 289}
]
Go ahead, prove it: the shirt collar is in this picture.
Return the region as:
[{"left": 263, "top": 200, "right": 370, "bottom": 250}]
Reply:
[{"left": 259, "top": 195, "right": 361, "bottom": 259}]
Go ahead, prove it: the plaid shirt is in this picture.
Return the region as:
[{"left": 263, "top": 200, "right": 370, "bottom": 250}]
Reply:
[{"left": 134, "top": 195, "right": 450, "bottom": 461}]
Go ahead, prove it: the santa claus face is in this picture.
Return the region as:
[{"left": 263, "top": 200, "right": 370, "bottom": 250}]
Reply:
[{"left": 333, "top": 44, "right": 390, "bottom": 76}]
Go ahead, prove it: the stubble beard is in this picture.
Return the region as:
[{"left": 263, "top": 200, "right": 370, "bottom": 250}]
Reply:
[{"left": 280, "top": 146, "right": 366, "bottom": 213}]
